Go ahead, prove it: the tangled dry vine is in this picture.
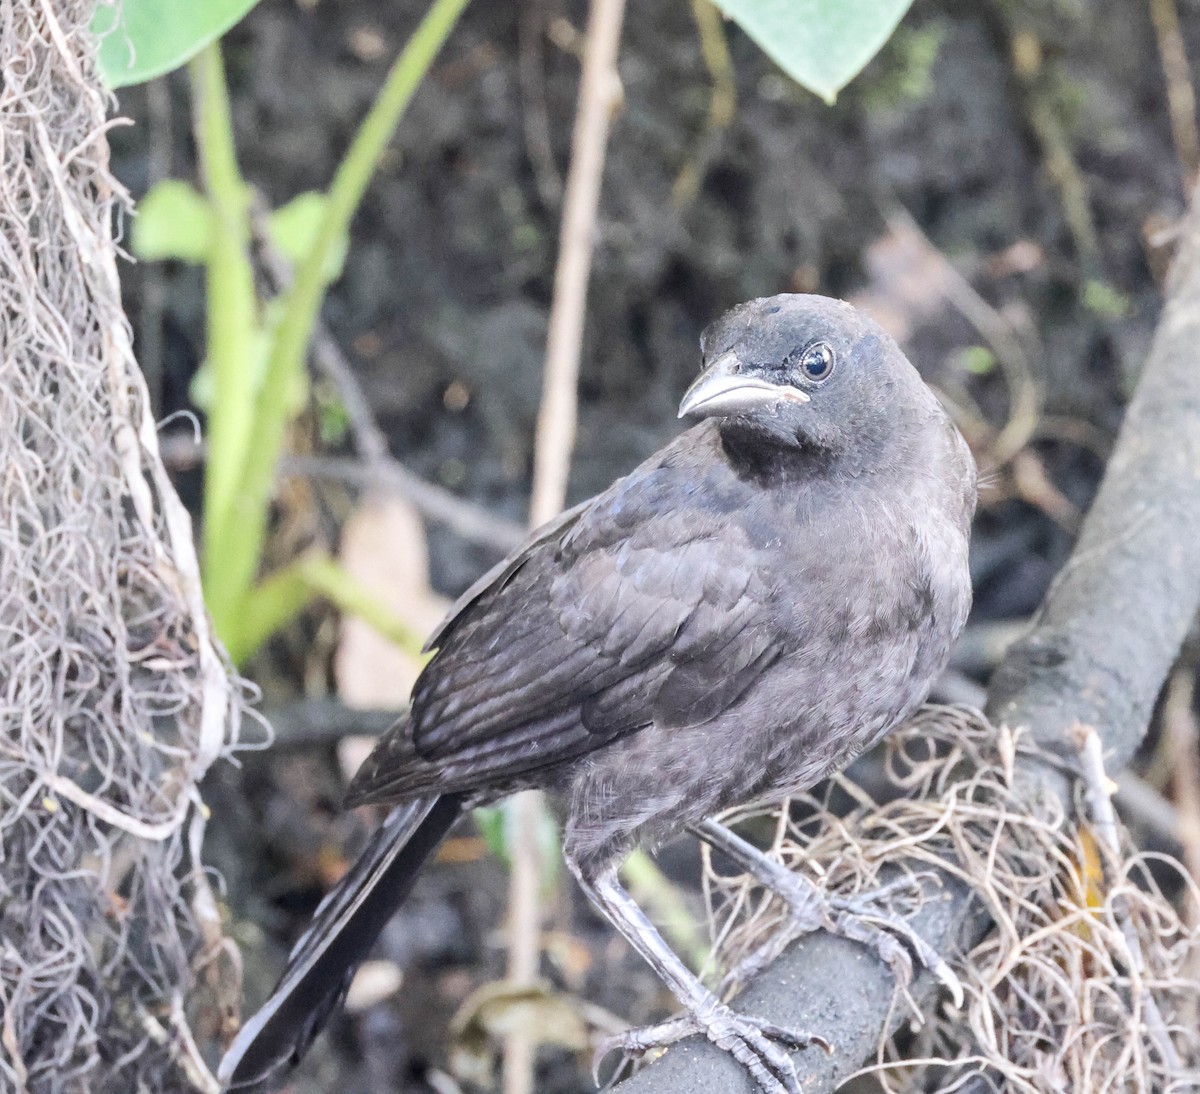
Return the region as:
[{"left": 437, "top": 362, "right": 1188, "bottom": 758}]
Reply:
[
  {"left": 705, "top": 707, "right": 1200, "bottom": 1092},
  {"left": 0, "top": 4, "right": 241, "bottom": 1091}
]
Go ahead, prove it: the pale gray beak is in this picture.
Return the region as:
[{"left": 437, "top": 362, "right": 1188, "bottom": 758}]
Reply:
[{"left": 677, "top": 351, "right": 810, "bottom": 420}]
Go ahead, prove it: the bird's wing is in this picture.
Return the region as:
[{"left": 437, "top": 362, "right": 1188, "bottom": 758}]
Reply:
[
  {"left": 354, "top": 438, "right": 785, "bottom": 797},
  {"left": 421, "top": 498, "right": 592, "bottom": 653}
]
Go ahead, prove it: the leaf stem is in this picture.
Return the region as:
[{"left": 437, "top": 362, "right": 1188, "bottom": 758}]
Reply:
[
  {"left": 190, "top": 42, "right": 258, "bottom": 644},
  {"left": 228, "top": 0, "right": 471, "bottom": 630}
]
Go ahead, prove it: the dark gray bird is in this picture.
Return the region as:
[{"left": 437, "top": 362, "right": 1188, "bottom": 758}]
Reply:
[{"left": 220, "top": 294, "right": 976, "bottom": 1094}]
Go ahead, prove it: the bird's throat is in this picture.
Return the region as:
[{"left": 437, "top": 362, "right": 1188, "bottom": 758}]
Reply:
[{"left": 717, "top": 422, "right": 834, "bottom": 486}]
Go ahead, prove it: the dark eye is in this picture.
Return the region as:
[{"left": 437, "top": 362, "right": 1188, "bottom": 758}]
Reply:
[{"left": 800, "top": 342, "right": 835, "bottom": 382}]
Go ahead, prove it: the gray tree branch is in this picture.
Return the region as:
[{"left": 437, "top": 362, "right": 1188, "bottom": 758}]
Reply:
[{"left": 618, "top": 182, "right": 1200, "bottom": 1093}]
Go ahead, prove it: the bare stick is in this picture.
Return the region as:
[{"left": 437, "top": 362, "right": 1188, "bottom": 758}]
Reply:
[
  {"left": 1076, "top": 724, "right": 1181, "bottom": 1071},
  {"left": 880, "top": 206, "right": 1042, "bottom": 467},
  {"left": 282, "top": 454, "right": 526, "bottom": 550},
  {"left": 157, "top": 436, "right": 525, "bottom": 552},
  {"left": 1164, "top": 671, "right": 1200, "bottom": 916},
  {"left": 518, "top": 0, "right": 562, "bottom": 208},
  {"left": 1148, "top": 0, "right": 1200, "bottom": 189},
  {"left": 506, "top": 3, "right": 627, "bottom": 1092},
  {"left": 527, "top": 0, "right": 626, "bottom": 526}
]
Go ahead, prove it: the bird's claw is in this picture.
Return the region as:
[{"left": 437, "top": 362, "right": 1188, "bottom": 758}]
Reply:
[
  {"left": 738, "top": 862, "right": 962, "bottom": 1008},
  {"left": 824, "top": 882, "right": 964, "bottom": 1007},
  {"left": 593, "top": 1002, "right": 828, "bottom": 1094}
]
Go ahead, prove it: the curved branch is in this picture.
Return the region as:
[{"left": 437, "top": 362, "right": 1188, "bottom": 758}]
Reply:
[{"left": 618, "top": 181, "right": 1200, "bottom": 1093}]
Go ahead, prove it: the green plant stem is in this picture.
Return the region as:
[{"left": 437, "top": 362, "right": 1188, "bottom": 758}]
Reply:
[
  {"left": 232, "top": 553, "right": 426, "bottom": 666},
  {"left": 225, "top": 0, "right": 471, "bottom": 648},
  {"left": 190, "top": 42, "right": 259, "bottom": 642},
  {"left": 297, "top": 555, "right": 426, "bottom": 655}
]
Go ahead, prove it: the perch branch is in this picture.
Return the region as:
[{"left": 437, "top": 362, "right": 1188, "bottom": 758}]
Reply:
[{"left": 618, "top": 180, "right": 1200, "bottom": 1093}]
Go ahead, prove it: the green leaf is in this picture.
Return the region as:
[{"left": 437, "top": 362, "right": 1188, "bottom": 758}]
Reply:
[
  {"left": 132, "top": 179, "right": 214, "bottom": 263},
  {"left": 961, "top": 345, "right": 997, "bottom": 376},
  {"left": 712, "top": 0, "right": 916, "bottom": 103},
  {"left": 473, "top": 806, "right": 508, "bottom": 863},
  {"left": 472, "top": 801, "right": 561, "bottom": 892},
  {"left": 1083, "top": 279, "right": 1130, "bottom": 319},
  {"left": 268, "top": 192, "right": 350, "bottom": 284},
  {"left": 94, "top": 0, "right": 264, "bottom": 88}
]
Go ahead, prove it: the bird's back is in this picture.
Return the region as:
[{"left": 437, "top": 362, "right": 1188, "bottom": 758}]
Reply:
[{"left": 349, "top": 417, "right": 973, "bottom": 873}]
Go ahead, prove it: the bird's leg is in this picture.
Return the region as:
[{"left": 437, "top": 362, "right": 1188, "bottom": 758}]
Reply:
[
  {"left": 570, "top": 861, "right": 826, "bottom": 1094},
  {"left": 692, "top": 818, "right": 963, "bottom": 1005}
]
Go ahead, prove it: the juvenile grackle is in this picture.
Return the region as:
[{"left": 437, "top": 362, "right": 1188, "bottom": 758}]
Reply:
[{"left": 220, "top": 294, "right": 976, "bottom": 1093}]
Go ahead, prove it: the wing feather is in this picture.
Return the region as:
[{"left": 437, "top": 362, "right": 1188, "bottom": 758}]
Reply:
[{"left": 354, "top": 426, "right": 790, "bottom": 800}]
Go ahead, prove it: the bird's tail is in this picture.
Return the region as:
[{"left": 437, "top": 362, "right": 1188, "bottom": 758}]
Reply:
[{"left": 218, "top": 793, "right": 465, "bottom": 1090}]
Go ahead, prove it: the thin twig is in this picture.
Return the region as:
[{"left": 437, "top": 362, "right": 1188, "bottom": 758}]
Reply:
[
  {"left": 882, "top": 206, "right": 1042, "bottom": 467},
  {"left": 506, "top": 2, "right": 627, "bottom": 1091},
  {"left": 259, "top": 699, "right": 401, "bottom": 747},
  {"left": 518, "top": 0, "right": 563, "bottom": 208},
  {"left": 527, "top": 0, "right": 626, "bottom": 526},
  {"left": 247, "top": 196, "right": 527, "bottom": 560},
  {"left": 1115, "top": 770, "right": 1184, "bottom": 853},
  {"left": 1009, "top": 449, "right": 1081, "bottom": 533},
  {"left": 157, "top": 435, "right": 525, "bottom": 552},
  {"left": 1164, "top": 671, "right": 1200, "bottom": 912},
  {"left": 672, "top": 0, "right": 735, "bottom": 208},
  {"left": 1075, "top": 724, "right": 1181, "bottom": 1072},
  {"left": 1148, "top": 0, "right": 1200, "bottom": 190},
  {"left": 283, "top": 455, "right": 525, "bottom": 549},
  {"left": 1001, "top": 20, "right": 1101, "bottom": 270},
  {"left": 249, "top": 196, "right": 390, "bottom": 468}
]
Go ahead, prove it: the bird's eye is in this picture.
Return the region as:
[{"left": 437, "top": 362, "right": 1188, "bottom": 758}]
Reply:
[{"left": 799, "top": 342, "right": 835, "bottom": 382}]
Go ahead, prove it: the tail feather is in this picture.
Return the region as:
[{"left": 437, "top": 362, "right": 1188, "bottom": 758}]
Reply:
[{"left": 218, "top": 793, "right": 465, "bottom": 1090}]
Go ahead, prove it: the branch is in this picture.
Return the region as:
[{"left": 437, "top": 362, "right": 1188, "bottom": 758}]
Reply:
[
  {"left": 618, "top": 183, "right": 1200, "bottom": 1094},
  {"left": 282, "top": 454, "right": 525, "bottom": 551}
]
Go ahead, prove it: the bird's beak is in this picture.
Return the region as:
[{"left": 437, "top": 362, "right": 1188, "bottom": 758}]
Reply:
[{"left": 677, "top": 351, "right": 810, "bottom": 420}]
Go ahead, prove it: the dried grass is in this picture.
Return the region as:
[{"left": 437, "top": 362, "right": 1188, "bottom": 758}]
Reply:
[{"left": 707, "top": 706, "right": 1200, "bottom": 1093}]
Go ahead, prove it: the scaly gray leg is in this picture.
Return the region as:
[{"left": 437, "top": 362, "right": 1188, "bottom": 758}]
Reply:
[{"left": 570, "top": 860, "right": 827, "bottom": 1094}]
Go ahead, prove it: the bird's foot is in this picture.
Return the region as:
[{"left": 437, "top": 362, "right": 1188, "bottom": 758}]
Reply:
[
  {"left": 766, "top": 871, "right": 962, "bottom": 1006},
  {"left": 594, "top": 1000, "right": 828, "bottom": 1094},
  {"left": 826, "top": 883, "right": 961, "bottom": 1003}
]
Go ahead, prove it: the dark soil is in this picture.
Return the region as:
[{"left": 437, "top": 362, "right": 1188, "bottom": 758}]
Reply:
[{"left": 108, "top": 0, "right": 1198, "bottom": 1090}]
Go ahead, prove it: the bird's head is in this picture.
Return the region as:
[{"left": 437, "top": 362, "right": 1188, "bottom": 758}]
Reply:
[{"left": 680, "top": 294, "right": 937, "bottom": 464}]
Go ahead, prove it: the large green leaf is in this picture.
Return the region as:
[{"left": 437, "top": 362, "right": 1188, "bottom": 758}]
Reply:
[
  {"left": 713, "top": 0, "right": 915, "bottom": 103},
  {"left": 94, "top": 0, "right": 263, "bottom": 88}
]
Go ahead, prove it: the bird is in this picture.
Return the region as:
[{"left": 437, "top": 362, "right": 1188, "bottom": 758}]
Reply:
[{"left": 219, "top": 293, "right": 976, "bottom": 1094}]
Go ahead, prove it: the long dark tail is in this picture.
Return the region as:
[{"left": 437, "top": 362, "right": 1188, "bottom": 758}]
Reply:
[{"left": 218, "top": 793, "right": 465, "bottom": 1090}]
